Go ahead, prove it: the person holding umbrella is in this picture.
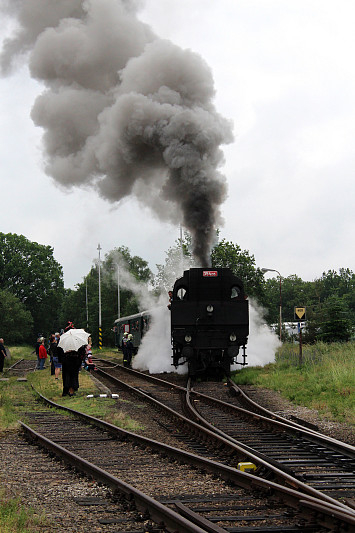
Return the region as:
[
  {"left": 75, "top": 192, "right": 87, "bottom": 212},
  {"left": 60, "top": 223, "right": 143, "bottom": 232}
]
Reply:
[{"left": 57, "top": 329, "right": 89, "bottom": 397}]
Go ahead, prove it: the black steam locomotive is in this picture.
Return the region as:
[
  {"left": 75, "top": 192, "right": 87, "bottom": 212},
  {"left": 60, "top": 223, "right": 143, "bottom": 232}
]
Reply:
[{"left": 171, "top": 267, "right": 249, "bottom": 378}]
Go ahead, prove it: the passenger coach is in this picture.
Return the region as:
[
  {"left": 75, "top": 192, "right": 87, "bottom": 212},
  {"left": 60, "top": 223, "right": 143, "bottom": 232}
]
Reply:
[{"left": 114, "top": 311, "right": 151, "bottom": 354}]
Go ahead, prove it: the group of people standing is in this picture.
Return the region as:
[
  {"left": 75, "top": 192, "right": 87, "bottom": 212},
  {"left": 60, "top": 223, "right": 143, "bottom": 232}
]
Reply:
[
  {"left": 35, "top": 333, "right": 62, "bottom": 374},
  {"left": 35, "top": 323, "right": 96, "bottom": 397}
]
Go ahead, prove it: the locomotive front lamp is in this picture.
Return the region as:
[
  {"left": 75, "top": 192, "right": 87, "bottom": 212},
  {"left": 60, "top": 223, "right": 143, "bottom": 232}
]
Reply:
[
  {"left": 230, "top": 333, "right": 237, "bottom": 342},
  {"left": 206, "top": 304, "right": 214, "bottom": 313},
  {"left": 185, "top": 334, "right": 192, "bottom": 343}
]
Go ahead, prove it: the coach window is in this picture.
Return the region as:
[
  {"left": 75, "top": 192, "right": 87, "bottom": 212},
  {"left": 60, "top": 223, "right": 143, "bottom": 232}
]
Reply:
[{"left": 231, "top": 286, "right": 241, "bottom": 299}]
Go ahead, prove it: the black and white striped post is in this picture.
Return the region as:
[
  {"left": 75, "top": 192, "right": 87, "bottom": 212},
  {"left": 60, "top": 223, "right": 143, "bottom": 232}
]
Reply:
[
  {"left": 117, "top": 263, "right": 120, "bottom": 320},
  {"left": 97, "top": 243, "right": 102, "bottom": 350}
]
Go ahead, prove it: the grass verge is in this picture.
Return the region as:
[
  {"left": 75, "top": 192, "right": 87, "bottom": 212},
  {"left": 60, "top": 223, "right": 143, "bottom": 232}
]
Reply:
[
  {"left": 0, "top": 346, "right": 144, "bottom": 531},
  {"left": 0, "top": 488, "right": 47, "bottom": 533},
  {"left": 0, "top": 346, "right": 144, "bottom": 434},
  {"left": 232, "top": 341, "right": 355, "bottom": 425}
]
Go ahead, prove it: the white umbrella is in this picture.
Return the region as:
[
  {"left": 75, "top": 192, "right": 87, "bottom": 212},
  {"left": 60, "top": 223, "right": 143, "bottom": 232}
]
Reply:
[{"left": 58, "top": 328, "right": 90, "bottom": 353}]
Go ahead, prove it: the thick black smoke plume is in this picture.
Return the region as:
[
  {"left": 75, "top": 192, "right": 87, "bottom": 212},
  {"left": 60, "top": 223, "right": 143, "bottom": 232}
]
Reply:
[{"left": 0, "top": 0, "right": 233, "bottom": 265}]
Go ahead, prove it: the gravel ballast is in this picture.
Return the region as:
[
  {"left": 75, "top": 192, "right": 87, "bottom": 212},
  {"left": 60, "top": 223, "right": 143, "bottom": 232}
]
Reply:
[{"left": 0, "top": 377, "right": 353, "bottom": 532}]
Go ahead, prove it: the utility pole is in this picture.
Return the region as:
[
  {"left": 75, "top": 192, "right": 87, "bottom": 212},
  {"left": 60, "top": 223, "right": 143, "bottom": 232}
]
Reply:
[
  {"left": 85, "top": 278, "right": 89, "bottom": 331},
  {"left": 97, "top": 243, "right": 102, "bottom": 350},
  {"left": 117, "top": 264, "right": 120, "bottom": 319}
]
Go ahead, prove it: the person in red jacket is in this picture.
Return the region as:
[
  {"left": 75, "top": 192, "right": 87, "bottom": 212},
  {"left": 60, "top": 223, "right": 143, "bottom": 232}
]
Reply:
[{"left": 38, "top": 337, "right": 47, "bottom": 370}]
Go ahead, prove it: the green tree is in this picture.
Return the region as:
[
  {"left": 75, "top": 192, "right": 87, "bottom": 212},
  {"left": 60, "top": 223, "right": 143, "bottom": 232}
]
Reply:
[
  {"left": 317, "top": 294, "right": 353, "bottom": 343},
  {"left": 0, "top": 289, "right": 33, "bottom": 344},
  {"left": 316, "top": 269, "right": 355, "bottom": 325},
  {"left": 211, "top": 238, "right": 265, "bottom": 299},
  {"left": 264, "top": 275, "right": 314, "bottom": 324},
  {"left": 60, "top": 246, "right": 152, "bottom": 347},
  {"left": 0, "top": 233, "right": 64, "bottom": 337},
  {"left": 59, "top": 287, "right": 87, "bottom": 333},
  {"left": 154, "top": 232, "right": 194, "bottom": 293},
  {"left": 104, "top": 246, "right": 152, "bottom": 285},
  {"left": 262, "top": 269, "right": 355, "bottom": 343}
]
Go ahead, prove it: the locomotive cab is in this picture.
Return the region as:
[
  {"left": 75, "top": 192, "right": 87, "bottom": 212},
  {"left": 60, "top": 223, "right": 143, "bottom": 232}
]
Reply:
[{"left": 170, "top": 268, "right": 249, "bottom": 378}]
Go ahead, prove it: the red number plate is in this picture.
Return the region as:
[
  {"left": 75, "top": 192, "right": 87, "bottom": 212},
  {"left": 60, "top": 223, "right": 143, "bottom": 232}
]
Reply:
[{"left": 203, "top": 271, "right": 218, "bottom": 277}]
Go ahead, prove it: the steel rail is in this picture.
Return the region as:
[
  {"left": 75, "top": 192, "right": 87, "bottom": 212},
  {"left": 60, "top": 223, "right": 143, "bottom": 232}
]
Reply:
[
  {"left": 185, "top": 382, "right": 355, "bottom": 515},
  {"left": 6, "top": 358, "right": 25, "bottom": 371},
  {"left": 188, "top": 384, "right": 355, "bottom": 461},
  {"left": 96, "top": 359, "right": 354, "bottom": 455},
  {"left": 94, "top": 366, "right": 355, "bottom": 514},
  {"left": 19, "top": 421, "right": 208, "bottom": 533},
  {"left": 29, "top": 389, "right": 355, "bottom": 530},
  {"left": 227, "top": 377, "right": 355, "bottom": 451}
]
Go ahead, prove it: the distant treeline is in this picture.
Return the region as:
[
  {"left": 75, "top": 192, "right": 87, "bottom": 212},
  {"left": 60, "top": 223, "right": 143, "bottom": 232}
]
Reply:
[{"left": 0, "top": 232, "right": 353, "bottom": 345}]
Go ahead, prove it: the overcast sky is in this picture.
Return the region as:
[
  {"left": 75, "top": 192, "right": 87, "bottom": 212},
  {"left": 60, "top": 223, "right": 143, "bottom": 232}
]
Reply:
[{"left": 0, "top": 0, "right": 354, "bottom": 289}]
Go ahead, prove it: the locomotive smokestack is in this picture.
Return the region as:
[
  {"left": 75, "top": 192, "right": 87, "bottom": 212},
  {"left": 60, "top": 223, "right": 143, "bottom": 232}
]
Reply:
[{"left": 0, "top": 0, "right": 233, "bottom": 264}]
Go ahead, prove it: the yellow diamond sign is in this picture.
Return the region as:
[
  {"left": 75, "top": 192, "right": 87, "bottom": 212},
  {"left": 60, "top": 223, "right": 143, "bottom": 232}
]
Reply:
[{"left": 295, "top": 307, "right": 306, "bottom": 320}]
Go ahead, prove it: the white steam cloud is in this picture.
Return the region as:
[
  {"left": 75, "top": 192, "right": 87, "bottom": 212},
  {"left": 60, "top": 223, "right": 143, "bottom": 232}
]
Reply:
[
  {"left": 135, "top": 299, "right": 279, "bottom": 375},
  {"left": 106, "top": 253, "right": 278, "bottom": 373},
  {"left": 104, "top": 251, "right": 185, "bottom": 373},
  {"left": 244, "top": 300, "right": 280, "bottom": 367},
  {"left": 135, "top": 298, "right": 278, "bottom": 375},
  {"left": 0, "top": 0, "right": 233, "bottom": 265},
  {"left": 133, "top": 299, "right": 188, "bottom": 374}
]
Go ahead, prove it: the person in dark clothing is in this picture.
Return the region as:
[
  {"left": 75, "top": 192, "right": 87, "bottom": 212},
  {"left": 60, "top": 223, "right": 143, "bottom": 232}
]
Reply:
[
  {"left": 49, "top": 334, "right": 61, "bottom": 380},
  {"left": 125, "top": 334, "right": 134, "bottom": 368},
  {"left": 57, "top": 345, "right": 84, "bottom": 396},
  {"left": 0, "top": 338, "right": 7, "bottom": 372},
  {"left": 35, "top": 336, "right": 42, "bottom": 369},
  {"left": 121, "top": 332, "right": 129, "bottom": 366},
  {"left": 48, "top": 334, "right": 56, "bottom": 375}
]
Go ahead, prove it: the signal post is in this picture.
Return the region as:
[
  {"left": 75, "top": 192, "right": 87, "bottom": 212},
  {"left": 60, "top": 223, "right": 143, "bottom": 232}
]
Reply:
[{"left": 294, "top": 307, "right": 306, "bottom": 365}]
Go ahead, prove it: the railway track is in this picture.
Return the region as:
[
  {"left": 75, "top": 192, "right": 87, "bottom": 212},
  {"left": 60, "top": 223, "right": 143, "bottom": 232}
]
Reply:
[
  {"left": 197, "top": 379, "right": 352, "bottom": 442},
  {"left": 93, "top": 359, "right": 355, "bottom": 513},
  {"left": 6, "top": 358, "right": 355, "bottom": 530},
  {"left": 187, "top": 382, "right": 355, "bottom": 502},
  {"left": 20, "top": 388, "right": 355, "bottom": 532},
  {"left": 6, "top": 357, "right": 37, "bottom": 375}
]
